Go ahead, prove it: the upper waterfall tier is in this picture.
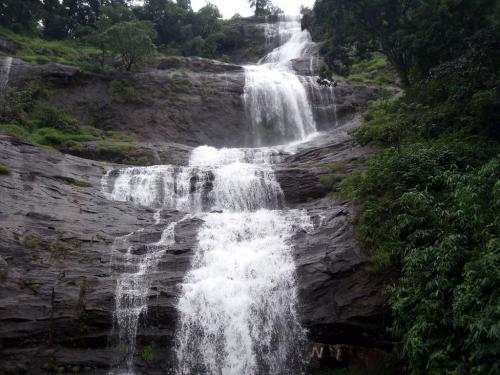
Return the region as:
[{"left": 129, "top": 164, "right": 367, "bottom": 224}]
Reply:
[
  {"left": 259, "top": 15, "right": 314, "bottom": 68},
  {"left": 243, "top": 15, "right": 318, "bottom": 146}
]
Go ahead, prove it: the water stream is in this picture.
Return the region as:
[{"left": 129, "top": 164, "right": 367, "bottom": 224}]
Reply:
[
  {"left": 0, "top": 56, "right": 13, "bottom": 93},
  {"left": 103, "top": 15, "right": 329, "bottom": 375}
]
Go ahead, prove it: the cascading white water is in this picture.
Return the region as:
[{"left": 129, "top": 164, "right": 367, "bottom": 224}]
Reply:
[
  {"left": 104, "top": 147, "right": 284, "bottom": 212},
  {"left": 243, "top": 16, "right": 317, "bottom": 146},
  {"left": 109, "top": 221, "right": 180, "bottom": 375},
  {"left": 103, "top": 14, "right": 321, "bottom": 375},
  {"left": 104, "top": 146, "right": 311, "bottom": 375},
  {"left": 0, "top": 57, "right": 13, "bottom": 92},
  {"left": 176, "top": 209, "right": 311, "bottom": 375}
]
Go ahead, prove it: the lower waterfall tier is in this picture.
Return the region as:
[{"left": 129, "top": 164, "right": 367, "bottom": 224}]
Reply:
[{"left": 176, "top": 210, "right": 312, "bottom": 375}]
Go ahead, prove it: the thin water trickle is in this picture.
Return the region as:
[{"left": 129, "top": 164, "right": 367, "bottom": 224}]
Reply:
[{"left": 0, "top": 57, "right": 13, "bottom": 92}]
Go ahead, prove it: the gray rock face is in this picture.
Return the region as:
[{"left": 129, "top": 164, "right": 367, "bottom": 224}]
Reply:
[
  {"left": 295, "top": 199, "right": 388, "bottom": 347},
  {"left": 1, "top": 53, "right": 379, "bottom": 150},
  {"left": 0, "top": 137, "right": 200, "bottom": 374},
  {"left": 272, "top": 125, "right": 388, "bottom": 352}
]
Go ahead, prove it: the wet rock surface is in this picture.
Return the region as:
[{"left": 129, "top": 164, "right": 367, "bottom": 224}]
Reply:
[
  {"left": 0, "top": 22, "right": 390, "bottom": 372},
  {"left": 295, "top": 198, "right": 389, "bottom": 348},
  {"left": 2, "top": 54, "right": 379, "bottom": 150},
  {"left": 0, "top": 117, "right": 389, "bottom": 374},
  {"left": 0, "top": 137, "right": 201, "bottom": 374}
]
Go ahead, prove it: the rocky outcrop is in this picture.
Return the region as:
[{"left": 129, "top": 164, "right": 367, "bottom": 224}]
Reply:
[
  {"left": 273, "top": 124, "right": 388, "bottom": 357},
  {"left": 0, "top": 36, "right": 20, "bottom": 54},
  {"left": 295, "top": 199, "right": 389, "bottom": 348},
  {"left": 0, "top": 136, "right": 201, "bottom": 374},
  {"left": 1, "top": 53, "right": 380, "bottom": 150}
]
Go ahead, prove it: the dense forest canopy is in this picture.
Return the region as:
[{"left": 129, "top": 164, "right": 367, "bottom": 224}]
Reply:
[
  {"left": 0, "top": 0, "right": 282, "bottom": 67},
  {"left": 308, "top": 1, "right": 499, "bottom": 374}
]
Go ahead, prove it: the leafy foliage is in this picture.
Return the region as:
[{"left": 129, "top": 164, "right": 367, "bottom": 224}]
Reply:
[
  {"left": 308, "top": 0, "right": 499, "bottom": 86},
  {"left": 99, "top": 20, "right": 156, "bottom": 71},
  {"left": 248, "top": 0, "right": 283, "bottom": 16},
  {"left": 0, "top": 164, "right": 11, "bottom": 175},
  {"left": 313, "top": 1, "right": 500, "bottom": 374},
  {"left": 0, "top": 0, "right": 243, "bottom": 68},
  {"left": 336, "top": 56, "right": 499, "bottom": 375}
]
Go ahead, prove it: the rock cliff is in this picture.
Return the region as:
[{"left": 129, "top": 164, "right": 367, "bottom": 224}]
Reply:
[{"left": 0, "top": 19, "right": 389, "bottom": 374}]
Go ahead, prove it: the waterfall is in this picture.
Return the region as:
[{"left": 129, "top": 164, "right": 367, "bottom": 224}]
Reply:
[
  {"left": 104, "top": 146, "right": 311, "bottom": 375},
  {"left": 243, "top": 15, "right": 317, "bottom": 146},
  {"left": 109, "top": 222, "right": 179, "bottom": 375},
  {"left": 176, "top": 209, "right": 311, "bottom": 375},
  {"left": 0, "top": 57, "right": 13, "bottom": 93},
  {"left": 102, "top": 14, "right": 321, "bottom": 375}
]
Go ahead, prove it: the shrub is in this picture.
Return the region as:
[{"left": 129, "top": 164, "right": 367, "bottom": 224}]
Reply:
[
  {"left": 108, "top": 80, "right": 140, "bottom": 103},
  {"left": 31, "top": 128, "right": 97, "bottom": 148},
  {"left": 140, "top": 345, "right": 154, "bottom": 363},
  {"left": 0, "top": 86, "right": 37, "bottom": 126},
  {"left": 339, "top": 100, "right": 499, "bottom": 374},
  {"left": 31, "top": 103, "right": 80, "bottom": 133},
  {"left": 0, "top": 124, "right": 31, "bottom": 141},
  {"left": 0, "top": 164, "right": 10, "bottom": 175}
]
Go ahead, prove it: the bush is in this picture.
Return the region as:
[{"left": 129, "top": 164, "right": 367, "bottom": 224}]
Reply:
[
  {"left": 0, "top": 27, "right": 105, "bottom": 72},
  {"left": 108, "top": 80, "right": 140, "bottom": 103},
  {"left": 0, "top": 164, "right": 10, "bottom": 175},
  {"left": 0, "top": 86, "right": 37, "bottom": 126},
  {"left": 31, "top": 127, "right": 97, "bottom": 148},
  {"left": 31, "top": 103, "right": 80, "bottom": 133},
  {"left": 0, "top": 124, "right": 31, "bottom": 141},
  {"left": 338, "top": 96, "right": 499, "bottom": 373},
  {"left": 140, "top": 345, "right": 154, "bottom": 363}
]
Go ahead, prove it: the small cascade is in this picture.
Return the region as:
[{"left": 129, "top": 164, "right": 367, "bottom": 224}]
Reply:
[
  {"left": 0, "top": 56, "right": 13, "bottom": 92},
  {"left": 304, "top": 75, "right": 339, "bottom": 128},
  {"left": 244, "top": 67, "right": 316, "bottom": 145},
  {"left": 103, "top": 147, "right": 285, "bottom": 213},
  {"left": 109, "top": 221, "right": 180, "bottom": 375}
]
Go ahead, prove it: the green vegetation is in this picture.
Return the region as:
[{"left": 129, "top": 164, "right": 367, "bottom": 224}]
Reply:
[
  {"left": 28, "top": 283, "right": 42, "bottom": 294},
  {"left": 0, "top": 164, "right": 10, "bottom": 175},
  {"left": 346, "top": 55, "right": 397, "bottom": 89},
  {"left": 0, "top": 27, "right": 105, "bottom": 72},
  {"left": 99, "top": 20, "right": 156, "bottom": 71},
  {"left": 54, "top": 176, "right": 91, "bottom": 188},
  {"left": 23, "top": 235, "right": 40, "bottom": 249},
  {"left": 308, "top": 0, "right": 498, "bottom": 87},
  {"left": 312, "top": 1, "right": 500, "bottom": 374},
  {"left": 108, "top": 80, "right": 141, "bottom": 104},
  {"left": 140, "top": 345, "right": 155, "bottom": 363},
  {"left": 248, "top": 0, "right": 283, "bottom": 16},
  {"left": 0, "top": 0, "right": 260, "bottom": 70},
  {"left": 0, "top": 86, "right": 147, "bottom": 164}
]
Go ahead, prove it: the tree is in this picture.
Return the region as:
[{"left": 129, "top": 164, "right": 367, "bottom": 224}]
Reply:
[
  {"left": 99, "top": 20, "right": 157, "bottom": 71},
  {"left": 310, "top": 0, "right": 499, "bottom": 87},
  {"left": 248, "top": 0, "right": 271, "bottom": 17},
  {"left": 61, "top": 0, "right": 101, "bottom": 36},
  {"left": 0, "top": 0, "right": 43, "bottom": 34},
  {"left": 195, "top": 3, "right": 221, "bottom": 37}
]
